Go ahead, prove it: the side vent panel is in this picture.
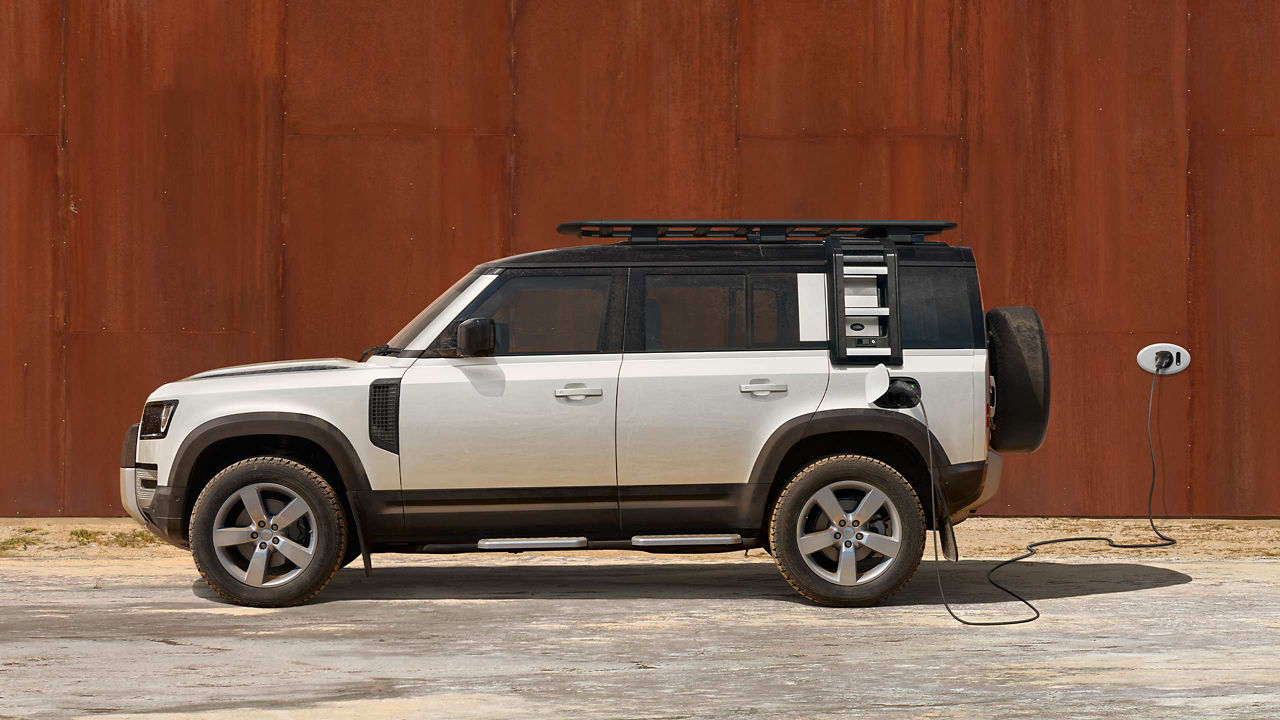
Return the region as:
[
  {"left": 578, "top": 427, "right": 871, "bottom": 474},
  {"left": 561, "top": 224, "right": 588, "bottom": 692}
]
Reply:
[{"left": 369, "top": 379, "right": 401, "bottom": 453}]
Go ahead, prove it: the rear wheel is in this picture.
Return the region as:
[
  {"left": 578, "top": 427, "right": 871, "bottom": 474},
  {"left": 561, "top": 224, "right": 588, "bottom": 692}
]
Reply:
[
  {"left": 770, "top": 455, "right": 925, "bottom": 607},
  {"left": 190, "top": 457, "right": 347, "bottom": 607}
]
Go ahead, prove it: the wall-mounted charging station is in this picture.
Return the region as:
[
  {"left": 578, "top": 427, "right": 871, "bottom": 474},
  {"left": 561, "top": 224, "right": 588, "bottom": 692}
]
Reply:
[{"left": 1137, "top": 343, "right": 1190, "bottom": 375}]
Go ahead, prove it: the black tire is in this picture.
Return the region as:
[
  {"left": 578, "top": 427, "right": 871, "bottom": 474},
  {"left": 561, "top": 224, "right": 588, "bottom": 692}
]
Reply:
[
  {"left": 190, "top": 457, "right": 347, "bottom": 607},
  {"left": 986, "top": 306, "right": 1051, "bottom": 453},
  {"left": 770, "top": 455, "right": 925, "bottom": 607}
]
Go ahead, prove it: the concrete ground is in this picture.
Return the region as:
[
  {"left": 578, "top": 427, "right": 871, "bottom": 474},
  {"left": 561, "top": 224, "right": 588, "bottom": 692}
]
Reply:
[{"left": 1, "top": 518, "right": 1278, "bottom": 719}]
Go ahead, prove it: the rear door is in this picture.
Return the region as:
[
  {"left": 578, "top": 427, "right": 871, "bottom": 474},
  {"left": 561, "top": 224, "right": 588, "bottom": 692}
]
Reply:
[
  {"left": 896, "top": 263, "right": 988, "bottom": 465},
  {"left": 615, "top": 268, "right": 831, "bottom": 534}
]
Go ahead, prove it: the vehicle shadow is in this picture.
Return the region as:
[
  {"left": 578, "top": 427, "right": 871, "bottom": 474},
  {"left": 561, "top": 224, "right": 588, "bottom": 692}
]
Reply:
[{"left": 193, "top": 558, "right": 1192, "bottom": 606}]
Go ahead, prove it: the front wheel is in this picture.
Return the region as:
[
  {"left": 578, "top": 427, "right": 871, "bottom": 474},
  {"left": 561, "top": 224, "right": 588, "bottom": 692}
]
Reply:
[
  {"left": 190, "top": 457, "right": 347, "bottom": 607},
  {"left": 769, "top": 455, "right": 925, "bottom": 607}
]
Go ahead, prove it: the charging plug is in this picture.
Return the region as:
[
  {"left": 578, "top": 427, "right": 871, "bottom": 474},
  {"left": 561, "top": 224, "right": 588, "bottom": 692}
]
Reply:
[{"left": 1154, "top": 350, "right": 1173, "bottom": 371}]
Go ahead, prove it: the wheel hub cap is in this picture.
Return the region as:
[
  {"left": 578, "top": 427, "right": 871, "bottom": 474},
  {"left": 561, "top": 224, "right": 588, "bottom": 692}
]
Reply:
[
  {"left": 795, "top": 480, "right": 903, "bottom": 587},
  {"left": 211, "top": 482, "right": 317, "bottom": 588}
]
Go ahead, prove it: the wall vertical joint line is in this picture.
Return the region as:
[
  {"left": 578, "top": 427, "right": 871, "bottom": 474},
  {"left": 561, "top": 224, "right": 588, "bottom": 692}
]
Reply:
[{"left": 56, "top": 0, "right": 71, "bottom": 515}]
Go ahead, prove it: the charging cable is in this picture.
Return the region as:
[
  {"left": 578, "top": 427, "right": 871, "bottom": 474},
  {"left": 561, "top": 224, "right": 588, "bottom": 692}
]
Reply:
[{"left": 922, "top": 351, "right": 1177, "bottom": 626}]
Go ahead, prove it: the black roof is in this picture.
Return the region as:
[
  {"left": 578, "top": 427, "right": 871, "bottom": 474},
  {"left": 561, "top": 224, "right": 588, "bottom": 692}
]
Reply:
[{"left": 488, "top": 219, "right": 972, "bottom": 268}]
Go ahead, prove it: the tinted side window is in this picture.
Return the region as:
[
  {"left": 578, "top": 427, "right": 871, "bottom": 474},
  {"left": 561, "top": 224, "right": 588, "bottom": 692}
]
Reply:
[
  {"left": 899, "top": 266, "right": 983, "bottom": 349},
  {"left": 466, "top": 275, "right": 614, "bottom": 355},
  {"left": 640, "top": 272, "right": 811, "bottom": 352},
  {"left": 750, "top": 273, "right": 802, "bottom": 348},
  {"left": 643, "top": 274, "right": 746, "bottom": 351}
]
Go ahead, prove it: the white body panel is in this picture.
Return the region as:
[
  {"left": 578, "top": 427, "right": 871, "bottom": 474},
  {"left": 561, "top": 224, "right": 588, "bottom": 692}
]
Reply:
[
  {"left": 399, "top": 354, "right": 622, "bottom": 489},
  {"left": 796, "top": 273, "right": 829, "bottom": 341},
  {"left": 119, "top": 468, "right": 144, "bottom": 524},
  {"left": 185, "top": 358, "right": 358, "bottom": 380},
  {"left": 818, "top": 349, "right": 985, "bottom": 465},
  {"left": 137, "top": 360, "right": 409, "bottom": 492},
  {"left": 616, "top": 350, "right": 830, "bottom": 486}
]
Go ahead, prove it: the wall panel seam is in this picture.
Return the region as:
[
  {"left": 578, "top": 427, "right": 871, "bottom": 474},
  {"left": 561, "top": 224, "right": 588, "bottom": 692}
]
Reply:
[
  {"left": 738, "top": 131, "right": 964, "bottom": 140},
  {"left": 55, "top": 0, "right": 70, "bottom": 515},
  {"left": 284, "top": 131, "right": 513, "bottom": 139},
  {"left": 731, "top": 0, "right": 741, "bottom": 216},
  {"left": 1182, "top": 1, "right": 1194, "bottom": 513},
  {"left": 279, "top": 0, "right": 290, "bottom": 358},
  {"left": 505, "top": 0, "right": 516, "bottom": 258},
  {"left": 957, "top": 0, "right": 969, "bottom": 248}
]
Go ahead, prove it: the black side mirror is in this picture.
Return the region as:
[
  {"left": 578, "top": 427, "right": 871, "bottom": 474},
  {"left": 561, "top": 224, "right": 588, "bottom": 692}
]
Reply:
[{"left": 456, "top": 317, "right": 495, "bottom": 357}]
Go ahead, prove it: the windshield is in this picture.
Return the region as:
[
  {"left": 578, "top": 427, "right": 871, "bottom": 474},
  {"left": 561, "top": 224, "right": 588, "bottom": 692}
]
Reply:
[{"left": 387, "top": 268, "right": 482, "bottom": 349}]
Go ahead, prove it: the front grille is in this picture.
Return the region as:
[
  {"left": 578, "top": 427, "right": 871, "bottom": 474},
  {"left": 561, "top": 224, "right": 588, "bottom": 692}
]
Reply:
[{"left": 369, "top": 379, "right": 401, "bottom": 453}]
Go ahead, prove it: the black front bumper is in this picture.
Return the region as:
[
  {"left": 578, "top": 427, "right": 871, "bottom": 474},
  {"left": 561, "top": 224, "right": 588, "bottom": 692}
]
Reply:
[{"left": 146, "top": 486, "right": 190, "bottom": 549}]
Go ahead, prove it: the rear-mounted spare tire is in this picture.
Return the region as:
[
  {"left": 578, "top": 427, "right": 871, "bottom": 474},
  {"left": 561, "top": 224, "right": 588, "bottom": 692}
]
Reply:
[{"left": 986, "top": 307, "right": 1051, "bottom": 452}]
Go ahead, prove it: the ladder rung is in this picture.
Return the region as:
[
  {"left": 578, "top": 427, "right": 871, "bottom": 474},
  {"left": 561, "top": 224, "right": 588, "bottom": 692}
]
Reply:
[{"left": 843, "top": 266, "right": 888, "bottom": 276}]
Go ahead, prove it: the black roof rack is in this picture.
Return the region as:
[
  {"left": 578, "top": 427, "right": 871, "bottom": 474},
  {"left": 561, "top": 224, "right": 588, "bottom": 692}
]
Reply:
[{"left": 556, "top": 219, "right": 956, "bottom": 243}]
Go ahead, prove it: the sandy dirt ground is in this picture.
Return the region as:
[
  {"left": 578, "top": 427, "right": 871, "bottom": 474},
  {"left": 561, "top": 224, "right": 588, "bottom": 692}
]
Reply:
[{"left": 2, "top": 517, "right": 1278, "bottom": 719}]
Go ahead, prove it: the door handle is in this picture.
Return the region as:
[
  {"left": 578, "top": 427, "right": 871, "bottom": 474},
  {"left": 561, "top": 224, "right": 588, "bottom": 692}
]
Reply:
[
  {"left": 555, "top": 386, "right": 603, "bottom": 399},
  {"left": 740, "top": 383, "right": 788, "bottom": 396}
]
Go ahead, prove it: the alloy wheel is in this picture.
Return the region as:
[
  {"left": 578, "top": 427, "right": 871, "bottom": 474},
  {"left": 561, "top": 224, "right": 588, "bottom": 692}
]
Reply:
[
  {"left": 794, "top": 479, "right": 903, "bottom": 586},
  {"left": 212, "top": 482, "right": 317, "bottom": 588}
]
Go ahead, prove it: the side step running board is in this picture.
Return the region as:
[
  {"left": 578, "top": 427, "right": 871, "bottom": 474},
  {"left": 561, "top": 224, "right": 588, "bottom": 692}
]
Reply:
[
  {"left": 477, "top": 537, "right": 589, "bottom": 551},
  {"left": 631, "top": 534, "right": 743, "bottom": 547}
]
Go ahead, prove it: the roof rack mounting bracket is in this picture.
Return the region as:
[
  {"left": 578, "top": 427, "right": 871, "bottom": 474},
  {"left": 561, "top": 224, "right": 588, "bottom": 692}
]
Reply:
[
  {"left": 630, "top": 226, "right": 658, "bottom": 244},
  {"left": 757, "top": 225, "right": 787, "bottom": 243}
]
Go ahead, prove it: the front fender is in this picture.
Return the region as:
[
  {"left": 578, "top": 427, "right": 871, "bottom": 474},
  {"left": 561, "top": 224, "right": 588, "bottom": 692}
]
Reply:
[{"left": 168, "top": 412, "right": 374, "bottom": 493}]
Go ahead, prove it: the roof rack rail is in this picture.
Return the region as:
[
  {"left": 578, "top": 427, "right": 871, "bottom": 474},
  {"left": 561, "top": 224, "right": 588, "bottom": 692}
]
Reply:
[{"left": 556, "top": 219, "right": 956, "bottom": 243}]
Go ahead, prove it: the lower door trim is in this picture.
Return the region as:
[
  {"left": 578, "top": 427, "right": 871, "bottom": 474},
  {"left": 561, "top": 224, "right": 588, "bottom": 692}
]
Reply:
[
  {"left": 400, "top": 485, "right": 619, "bottom": 541},
  {"left": 620, "top": 483, "right": 771, "bottom": 536}
]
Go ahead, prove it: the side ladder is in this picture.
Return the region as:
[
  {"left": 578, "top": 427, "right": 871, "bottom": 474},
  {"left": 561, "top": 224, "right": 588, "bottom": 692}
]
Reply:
[{"left": 828, "top": 235, "right": 906, "bottom": 366}]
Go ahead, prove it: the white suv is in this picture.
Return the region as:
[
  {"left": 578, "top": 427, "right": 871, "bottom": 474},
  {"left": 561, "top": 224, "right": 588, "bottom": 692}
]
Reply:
[{"left": 121, "top": 220, "right": 1051, "bottom": 608}]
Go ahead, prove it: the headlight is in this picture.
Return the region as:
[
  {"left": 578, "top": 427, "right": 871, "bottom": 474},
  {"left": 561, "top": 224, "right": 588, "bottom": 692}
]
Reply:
[{"left": 140, "top": 400, "right": 178, "bottom": 439}]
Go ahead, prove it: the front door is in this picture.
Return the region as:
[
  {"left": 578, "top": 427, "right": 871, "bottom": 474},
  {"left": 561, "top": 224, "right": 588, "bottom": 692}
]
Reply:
[
  {"left": 398, "top": 269, "right": 627, "bottom": 539},
  {"left": 615, "top": 269, "right": 832, "bottom": 535}
]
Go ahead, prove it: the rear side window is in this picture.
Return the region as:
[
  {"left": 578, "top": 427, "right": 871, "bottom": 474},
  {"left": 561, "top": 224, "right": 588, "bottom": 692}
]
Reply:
[
  {"left": 898, "top": 266, "right": 984, "bottom": 349},
  {"left": 462, "top": 274, "right": 615, "bottom": 355},
  {"left": 638, "top": 272, "right": 814, "bottom": 352},
  {"left": 749, "top": 274, "right": 802, "bottom": 348},
  {"left": 643, "top": 274, "right": 746, "bottom": 351}
]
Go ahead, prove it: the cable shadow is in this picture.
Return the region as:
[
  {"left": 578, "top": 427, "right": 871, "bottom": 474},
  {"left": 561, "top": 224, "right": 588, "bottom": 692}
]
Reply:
[
  {"left": 886, "top": 559, "right": 1191, "bottom": 606},
  {"left": 193, "top": 559, "right": 1191, "bottom": 606}
]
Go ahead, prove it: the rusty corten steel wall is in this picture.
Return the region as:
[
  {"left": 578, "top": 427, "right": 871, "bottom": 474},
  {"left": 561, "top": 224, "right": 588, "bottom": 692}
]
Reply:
[{"left": 1, "top": 0, "right": 1276, "bottom": 516}]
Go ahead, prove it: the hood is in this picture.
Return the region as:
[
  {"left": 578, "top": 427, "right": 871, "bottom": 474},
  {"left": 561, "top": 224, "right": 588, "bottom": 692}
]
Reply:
[{"left": 184, "top": 358, "right": 359, "bottom": 381}]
